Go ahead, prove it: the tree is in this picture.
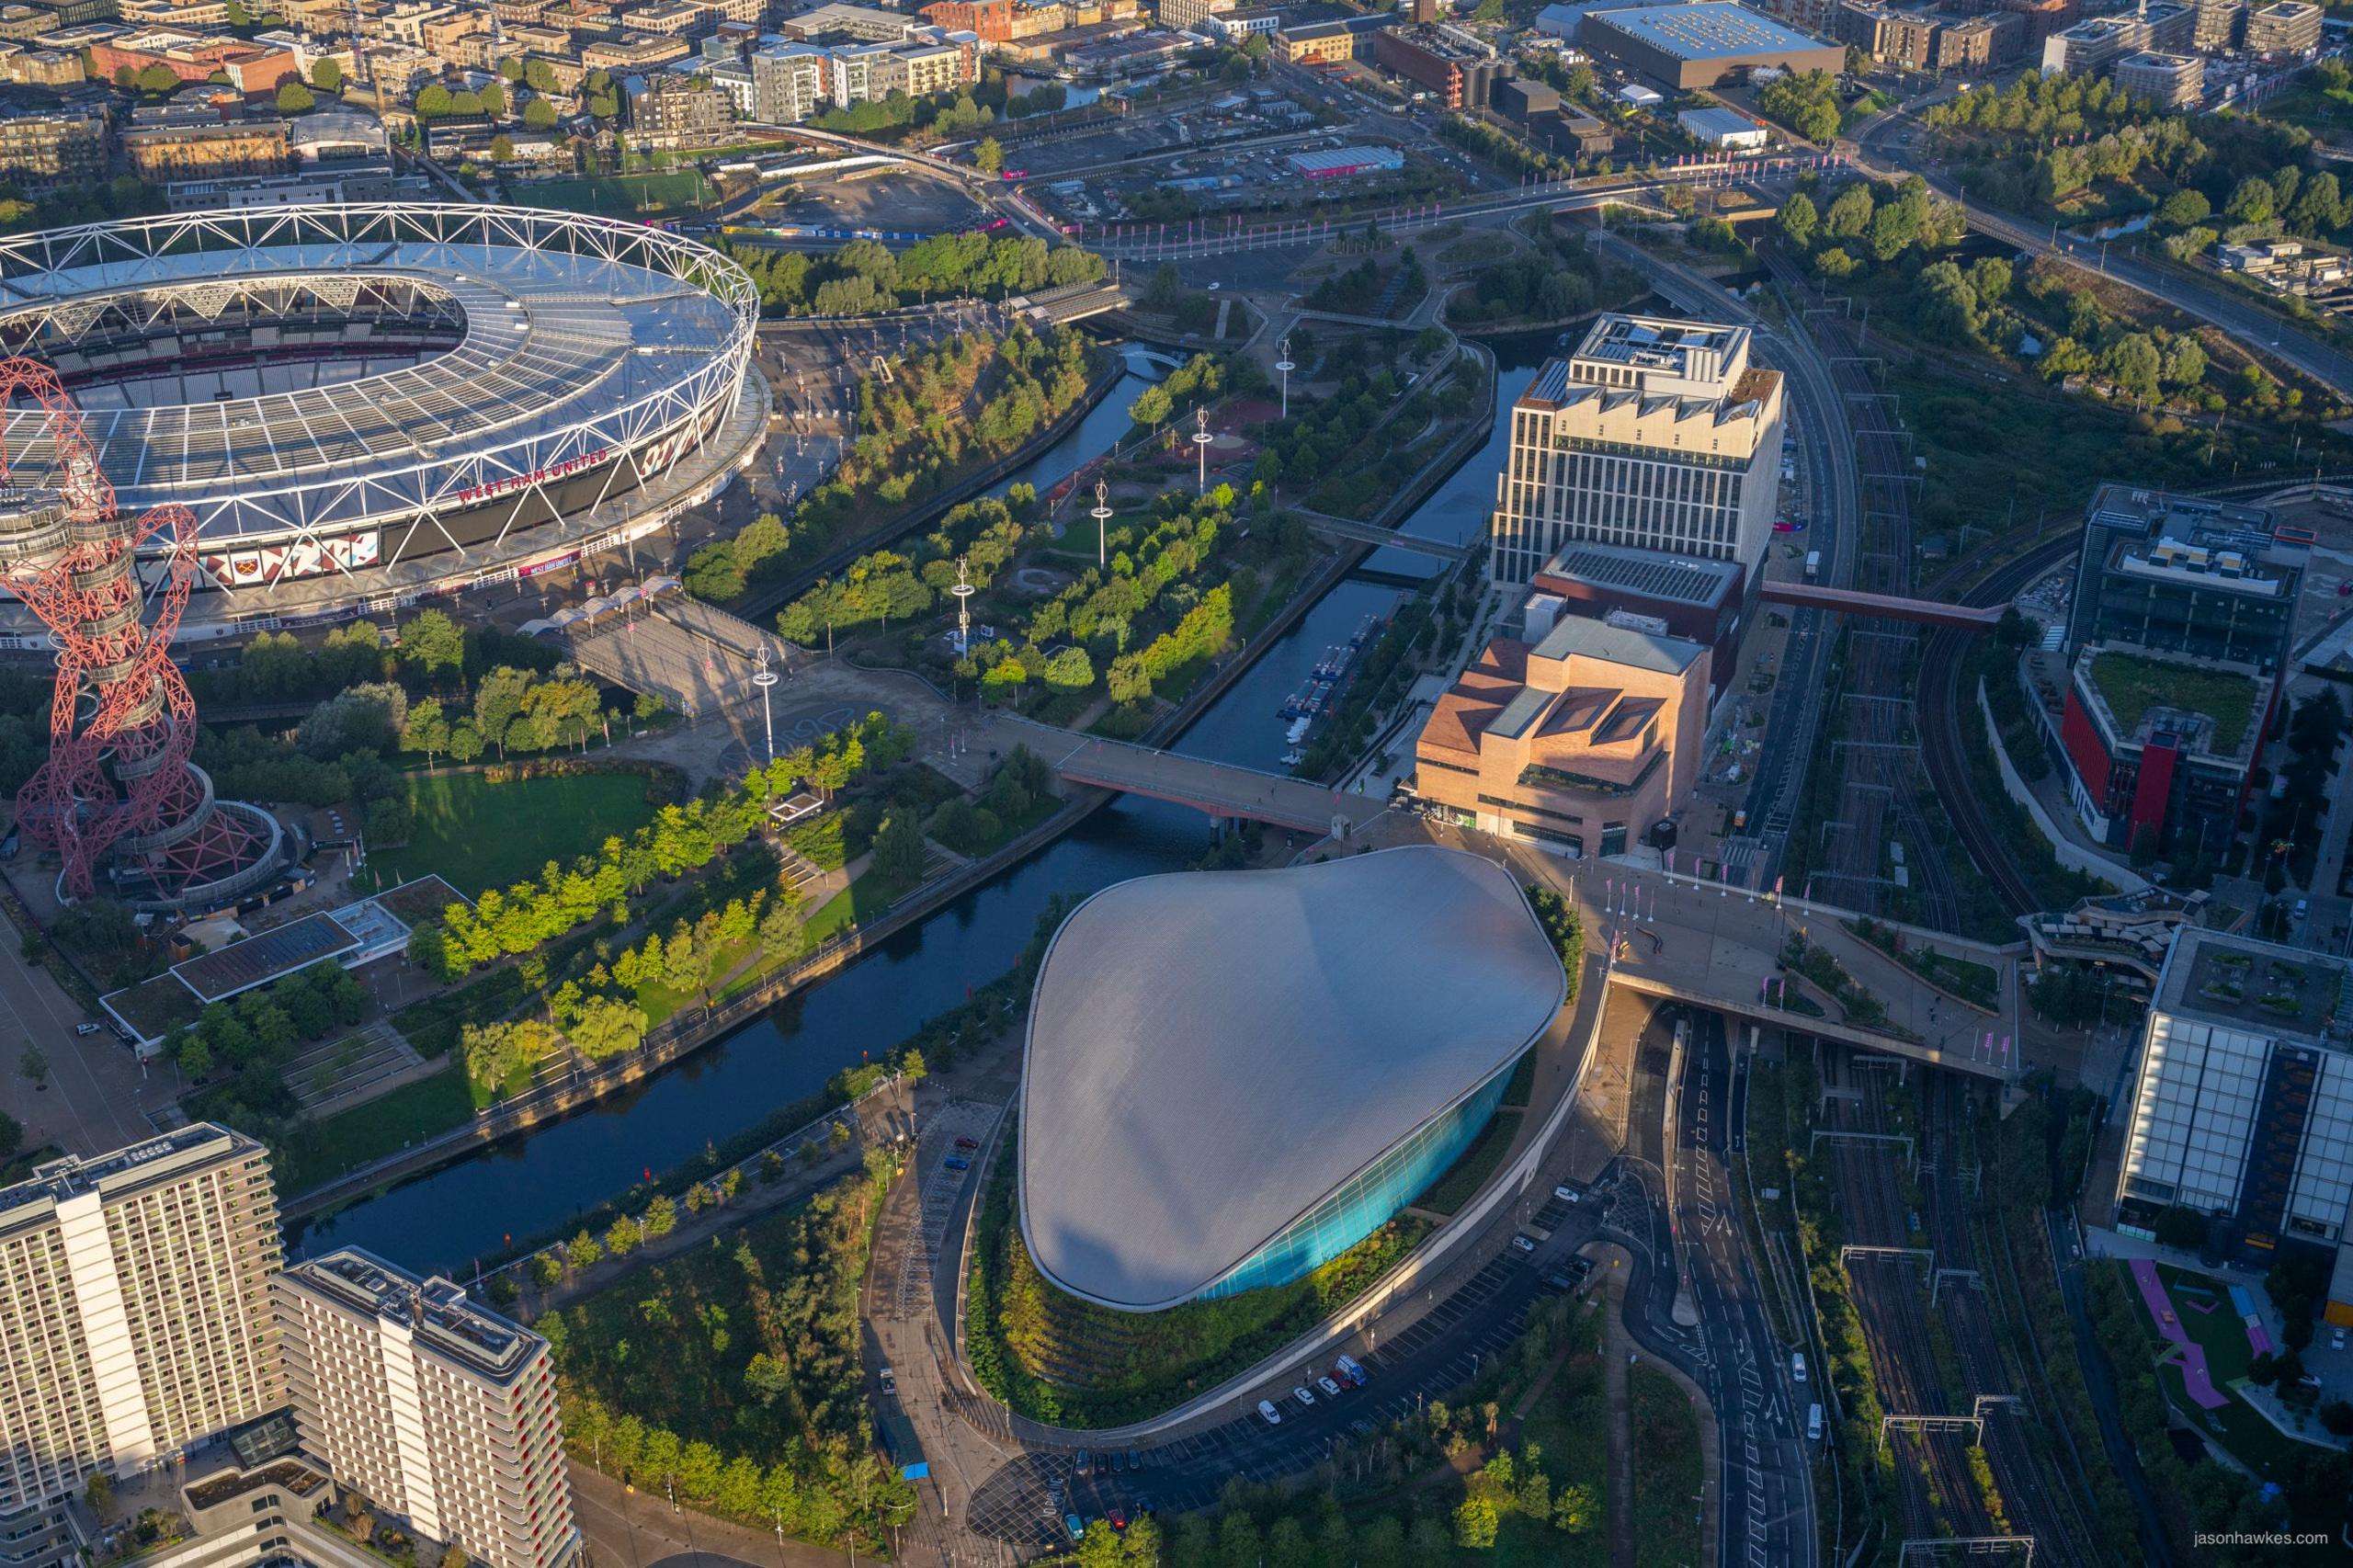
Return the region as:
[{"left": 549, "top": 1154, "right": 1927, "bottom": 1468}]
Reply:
[
  {"left": 439, "top": 1546, "right": 468, "bottom": 1568},
  {"left": 134, "top": 62, "right": 180, "bottom": 95},
  {"left": 18, "top": 1043, "right": 48, "bottom": 1090},
  {"left": 870, "top": 809, "right": 926, "bottom": 886},
  {"left": 1553, "top": 1482, "right": 1597, "bottom": 1533},
  {"left": 525, "top": 58, "right": 559, "bottom": 95},
  {"left": 604, "top": 1214, "right": 642, "bottom": 1257},
  {"left": 401, "top": 698, "right": 449, "bottom": 764},
  {"left": 85, "top": 1471, "right": 113, "bottom": 1521},
  {"left": 643, "top": 1194, "right": 676, "bottom": 1238},
  {"left": 524, "top": 97, "right": 558, "bottom": 131},
  {"left": 449, "top": 722, "right": 483, "bottom": 764},
  {"left": 565, "top": 1230, "right": 604, "bottom": 1269},
  {"left": 415, "top": 84, "right": 452, "bottom": 119},
  {"left": 490, "top": 133, "right": 514, "bottom": 162},
  {"left": 311, "top": 57, "right": 342, "bottom": 93},
  {"left": 2320, "top": 1400, "right": 2353, "bottom": 1437},
  {"left": 1452, "top": 1496, "right": 1498, "bottom": 1549},
  {"left": 276, "top": 81, "right": 314, "bottom": 114},
  {"left": 1779, "top": 189, "right": 1817, "bottom": 250},
  {"left": 398, "top": 608, "right": 465, "bottom": 679},
  {"left": 974, "top": 135, "right": 1002, "bottom": 176},
  {"left": 2159, "top": 187, "right": 2211, "bottom": 229},
  {"left": 477, "top": 81, "right": 506, "bottom": 117}
]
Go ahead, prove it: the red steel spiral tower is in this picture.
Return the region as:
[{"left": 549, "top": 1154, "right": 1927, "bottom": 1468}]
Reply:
[{"left": 0, "top": 356, "right": 278, "bottom": 905}]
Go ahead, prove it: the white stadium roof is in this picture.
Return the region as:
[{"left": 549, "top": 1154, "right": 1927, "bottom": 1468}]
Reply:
[
  {"left": 1017, "top": 846, "right": 1567, "bottom": 1312},
  {"left": 0, "top": 205, "right": 755, "bottom": 550}
]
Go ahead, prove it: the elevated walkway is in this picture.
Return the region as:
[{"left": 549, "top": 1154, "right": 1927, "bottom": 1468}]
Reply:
[
  {"left": 1014, "top": 722, "right": 1389, "bottom": 837},
  {"left": 1294, "top": 508, "right": 1474, "bottom": 562},
  {"left": 1759, "top": 580, "right": 2004, "bottom": 629}
]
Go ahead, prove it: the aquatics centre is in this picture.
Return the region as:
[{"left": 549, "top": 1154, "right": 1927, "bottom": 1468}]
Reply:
[{"left": 1017, "top": 846, "right": 1569, "bottom": 1312}]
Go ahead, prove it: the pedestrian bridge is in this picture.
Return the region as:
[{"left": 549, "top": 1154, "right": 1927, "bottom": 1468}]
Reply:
[
  {"left": 1295, "top": 509, "right": 1477, "bottom": 562},
  {"left": 1040, "top": 730, "right": 1391, "bottom": 837},
  {"left": 1758, "top": 581, "right": 2005, "bottom": 630}
]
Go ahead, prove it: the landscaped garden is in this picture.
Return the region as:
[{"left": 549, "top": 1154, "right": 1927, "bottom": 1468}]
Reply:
[
  {"left": 1629, "top": 1365, "right": 1703, "bottom": 1568},
  {"left": 545, "top": 1149, "right": 917, "bottom": 1555},
  {"left": 371, "top": 767, "right": 665, "bottom": 893}
]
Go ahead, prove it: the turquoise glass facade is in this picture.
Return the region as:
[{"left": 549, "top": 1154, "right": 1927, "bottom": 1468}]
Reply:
[{"left": 1196, "top": 1055, "right": 1522, "bottom": 1301}]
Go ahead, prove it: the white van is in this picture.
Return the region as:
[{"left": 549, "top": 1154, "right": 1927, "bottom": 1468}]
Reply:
[
  {"left": 1806, "top": 1403, "right": 1823, "bottom": 1441},
  {"left": 1790, "top": 1352, "right": 1808, "bottom": 1384}
]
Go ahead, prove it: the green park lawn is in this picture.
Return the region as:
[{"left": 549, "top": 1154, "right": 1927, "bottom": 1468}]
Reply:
[
  {"left": 268, "top": 1064, "right": 476, "bottom": 1197},
  {"left": 515, "top": 171, "right": 715, "bottom": 218},
  {"left": 371, "top": 770, "right": 659, "bottom": 898}
]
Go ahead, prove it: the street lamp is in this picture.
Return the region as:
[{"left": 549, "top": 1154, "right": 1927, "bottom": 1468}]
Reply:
[
  {"left": 1191, "top": 405, "right": 1213, "bottom": 494},
  {"left": 1090, "top": 479, "right": 1113, "bottom": 570},
  {"left": 950, "top": 555, "right": 975, "bottom": 657},
  {"left": 751, "top": 646, "right": 778, "bottom": 765},
  {"left": 1275, "top": 335, "right": 1295, "bottom": 419}
]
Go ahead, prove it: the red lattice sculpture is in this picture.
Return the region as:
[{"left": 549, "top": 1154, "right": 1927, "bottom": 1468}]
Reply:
[{"left": 0, "top": 356, "right": 269, "bottom": 903}]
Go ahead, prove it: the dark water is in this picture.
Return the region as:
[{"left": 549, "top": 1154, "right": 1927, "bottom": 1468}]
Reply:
[{"left": 295, "top": 335, "right": 1559, "bottom": 1275}]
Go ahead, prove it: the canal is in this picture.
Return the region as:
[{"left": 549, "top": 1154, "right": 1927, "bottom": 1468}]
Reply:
[{"left": 293, "top": 335, "right": 1555, "bottom": 1274}]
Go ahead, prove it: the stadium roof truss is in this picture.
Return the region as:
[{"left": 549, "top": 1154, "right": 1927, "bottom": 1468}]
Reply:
[{"left": 0, "top": 205, "right": 758, "bottom": 591}]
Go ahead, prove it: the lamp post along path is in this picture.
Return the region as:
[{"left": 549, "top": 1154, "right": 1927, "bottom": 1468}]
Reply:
[
  {"left": 751, "top": 646, "right": 779, "bottom": 764},
  {"left": 951, "top": 555, "right": 975, "bottom": 657},
  {"left": 1192, "top": 404, "right": 1213, "bottom": 495},
  {"left": 1275, "top": 335, "right": 1295, "bottom": 420},
  {"left": 1090, "top": 478, "right": 1113, "bottom": 570}
]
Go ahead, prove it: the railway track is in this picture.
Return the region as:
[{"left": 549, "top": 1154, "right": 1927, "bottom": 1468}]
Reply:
[
  {"left": 1817, "top": 1050, "right": 2106, "bottom": 1561},
  {"left": 1764, "top": 248, "right": 1963, "bottom": 932}
]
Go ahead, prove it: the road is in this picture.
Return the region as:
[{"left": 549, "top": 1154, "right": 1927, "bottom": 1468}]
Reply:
[
  {"left": 1854, "top": 107, "right": 2353, "bottom": 401},
  {"left": 1656, "top": 1007, "right": 1817, "bottom": 1568}
]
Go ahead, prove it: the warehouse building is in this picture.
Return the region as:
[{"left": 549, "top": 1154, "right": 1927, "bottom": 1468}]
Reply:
[{"left": 1579, "top": 1, "right": 1842, "bottom": 88}]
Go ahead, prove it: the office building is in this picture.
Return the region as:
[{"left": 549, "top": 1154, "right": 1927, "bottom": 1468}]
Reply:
[
  {"left": 2063, "top": 485, "right": 2303, "bottom": 674},
  {"left": 119, "top": 97, "right": 290, "bottom": 180},
  {"left": 2242, "top": 0, "right": 2320, "bottom": 52},
  {"left": 1527, "top": 541, "right": 1746, "bottom": 699},
  {"left": 1578, "top": 2, "right": 1842, "bottom": 88},
  {"left": 274, "top": 1249, "right": 578, "bottom": 1568},
  {"left": 2113, "top": 49, "right": 2202, "bottom": 107},
  {"left": 0, "top": 1126, "right": 284, "bottom": 1540},
  {"left": 2113, "top": 927, "right": 2353, "bottom": 1324},
  {"left": 1415, "top": 609, "right": 1711, "bottom": 855},
  {"left": 1372, "top": 21, "right": 1512, "bottom": 109},
  {"left": 1490, "top": 312, "right": 1786, "bottom": 586},
  {"left": 779, "top": 0, "right": 927, "bottom": 40},
  {"left": 1019, "top": 847, "right": 1565, "bottom": 1310},
  {"left": 2054, "top": 639, "right": 2266, "bottom": 858}
]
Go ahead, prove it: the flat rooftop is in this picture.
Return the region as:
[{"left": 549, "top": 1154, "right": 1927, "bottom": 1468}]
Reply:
[
  {"left": 1569, "top": 312, "right": 1744, "bottom": 373},
  {"left": 1586, "top": 2, "right": 1831, "bottom": 59},
  {"left": 1540, "top": 540, "right": 1742, "bottom": 607},
  {"left": 172, "top": 911, "right": 358, "bottom": 1004},
  {"left": 0, "top": 1122, "right": 263, "bottom": 1232},
  {"left": 2081, "top": 645, "right": 2260, "bottom": 758},
  {"left": 2158, "top": 927, "right": 2351, "bottom": 1048},
  {"left": 284, "top": 1246, "right": 540, "bottom": 1381}
]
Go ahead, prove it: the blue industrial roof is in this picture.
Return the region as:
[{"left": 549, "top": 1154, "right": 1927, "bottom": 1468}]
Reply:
[{"left": 1589, "top": 2, "right": 1830, "bottom": 60}]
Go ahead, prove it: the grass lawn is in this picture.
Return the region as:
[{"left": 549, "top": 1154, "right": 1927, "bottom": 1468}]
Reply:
[
  {"left": 513, "top": 170, "right": 715, "bottom": 218},
  {"left": 2087, "top": 652, "right": 2256, "bottom": 754},
  {"left": 271, "top": 1063, "right": 475, "bottom": 1196},
  {"left": 1630, "top": 1364, "right": 1703, "bottom": 1568},
  {"left": 802, "top": 865, "right": 921, "bottom": 946},
  {"left": 2257, "top": 83, "right": 2353, "bottom": 134},
  {"left": 372, "top": 770, "right": 660, "bottom": 898},
  {"left": 1416, "top": 1109, "right": 1521, "bottom": 1216}
]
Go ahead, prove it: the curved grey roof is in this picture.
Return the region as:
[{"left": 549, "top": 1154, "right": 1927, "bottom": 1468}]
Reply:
[{"left": 1017, "top": 846, "right": 1567, "bottom": 1312}]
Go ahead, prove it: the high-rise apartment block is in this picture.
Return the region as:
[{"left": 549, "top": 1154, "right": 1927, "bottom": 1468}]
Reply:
[
  {"left": 0, "top": 1126, "right": 284, "bottom": 1524},
  {"left": 2241, "top": 0, "right": 2320, "bottom": 53},
  {"left": 1490, "top": 313, "right": 1785, "bottom": 587},
  {"left": 273, "top": 1250, "right": 579, "bottom": 1568}
]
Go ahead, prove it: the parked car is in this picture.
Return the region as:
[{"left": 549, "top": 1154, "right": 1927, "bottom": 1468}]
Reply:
[
  {"left": 1108, "top": 1507, "right": 1130, "bottom": 1531},
  {"left": 954, "top": 1136, "right": 980, "bottom": 1150},
  {"left": 1074, "top": 1449, "right": 1091, "bottom": 1477},
  {"left": 1553, "top": 1185, "right": 1579, "bottom": 1203},
  {"left": 1293, "top": 1385, "right": 1315, "bottom": 1407},
  {"left": 879, "top": 1367, "right": 895, "bottom": 1394},
  {"left": 944, "top": 1155, "right": 972, "bottom": 1171},
  {"left": 74, "top": 1021, "right": 101, "bottom": 1037},
  {"left": 1126, "top": 1449, "right": 1142, "bottom": 1471},
  {"left": 1257, "top": 1400, "right": 1282, "bottom": 1426},
  {"left": 1336, "top": 1354, "right": 1368, "bottom": 1386},
  {"left": 1317, "top": 1376, "right": 1343, "bottom": 1398},
  {"left": 1063, "top": 1515, "right": 1085, "bottom": 1543},
  {"left": 1109, "top": 1451, "right": 1124, "bottom": 1474},
  {"left": 1511, "top": 1234, "right": 1538, "bottom": 1253}
]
